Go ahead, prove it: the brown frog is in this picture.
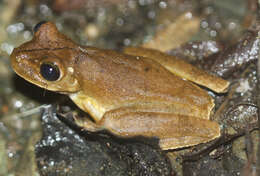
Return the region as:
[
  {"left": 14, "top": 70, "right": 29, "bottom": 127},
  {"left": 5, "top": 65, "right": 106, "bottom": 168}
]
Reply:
[{"left": 10, "top": 21, "right": 229, "bottom": 150}]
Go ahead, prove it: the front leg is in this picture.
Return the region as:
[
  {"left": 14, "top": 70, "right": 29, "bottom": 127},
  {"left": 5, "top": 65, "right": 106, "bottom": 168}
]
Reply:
[
  {"left": 98, "top": 107, "right": 220, "bottom": 150},
  {"left": 74, "top": 115, "right": 105, "bottom": 132}
]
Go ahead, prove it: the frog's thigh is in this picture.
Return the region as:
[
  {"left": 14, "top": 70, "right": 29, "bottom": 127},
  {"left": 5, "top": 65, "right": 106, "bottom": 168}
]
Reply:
[
  {"left": 100, "top": 108, "right": 220, "bottom": 150},
  {"left": 124, "top": 47, "right": 229, "bottom": 93}
]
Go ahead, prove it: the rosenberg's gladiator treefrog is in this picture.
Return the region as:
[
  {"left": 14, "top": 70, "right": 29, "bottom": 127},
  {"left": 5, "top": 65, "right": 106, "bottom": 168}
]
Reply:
[{"left": 10, "top": 22, "right": 229, "bottom": 150}]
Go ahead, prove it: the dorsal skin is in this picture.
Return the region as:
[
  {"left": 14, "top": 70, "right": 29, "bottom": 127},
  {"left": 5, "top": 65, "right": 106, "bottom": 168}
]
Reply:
[{"left": 10, "top": 22, "right": 229, "bottom": 150}]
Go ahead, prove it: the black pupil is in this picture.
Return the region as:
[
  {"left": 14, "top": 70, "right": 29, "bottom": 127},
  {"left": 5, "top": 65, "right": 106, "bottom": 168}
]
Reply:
[{"left": 40, "top": 63, "right": 60, "bottom": 81}]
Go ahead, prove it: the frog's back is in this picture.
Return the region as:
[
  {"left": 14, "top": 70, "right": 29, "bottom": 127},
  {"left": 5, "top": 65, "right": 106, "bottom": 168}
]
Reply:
[{"left": 73, "top": 47, "right": 214, "bottom": 120}]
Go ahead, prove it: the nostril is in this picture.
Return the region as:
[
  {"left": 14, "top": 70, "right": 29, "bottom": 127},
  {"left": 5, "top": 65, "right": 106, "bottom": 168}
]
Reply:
[{"left": 33, "top": 21, "right": 47, "bottom": 33}]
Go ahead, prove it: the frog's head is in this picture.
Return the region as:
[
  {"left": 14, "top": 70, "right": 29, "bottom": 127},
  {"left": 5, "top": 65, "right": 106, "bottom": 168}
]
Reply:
[{"left": 10, "top": 21, "right": 81, "bottom": 93}]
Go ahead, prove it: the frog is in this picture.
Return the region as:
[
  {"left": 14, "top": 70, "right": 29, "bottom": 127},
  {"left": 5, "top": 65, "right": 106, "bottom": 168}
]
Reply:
[{"left": 10, "top": 21, "right": 229, "bottom": 150}]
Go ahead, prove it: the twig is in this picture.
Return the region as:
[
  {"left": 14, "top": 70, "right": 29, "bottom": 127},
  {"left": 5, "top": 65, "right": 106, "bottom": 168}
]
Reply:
[{"left": 256, "top": 2, "right": 260, "bottom": 173}]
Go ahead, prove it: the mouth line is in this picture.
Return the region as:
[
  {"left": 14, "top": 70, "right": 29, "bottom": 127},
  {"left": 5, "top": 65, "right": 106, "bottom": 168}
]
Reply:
[
  {"left": 12, "top": 59, "right": 45, "bottom": 85},
  {"left": 13, "top": 67, "right": 51, "bottom": 91}
]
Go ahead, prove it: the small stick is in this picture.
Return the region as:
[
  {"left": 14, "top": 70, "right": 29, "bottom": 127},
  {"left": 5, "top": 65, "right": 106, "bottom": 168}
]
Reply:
[{"left": 256, "top": 9, "right": 260, "bottom": 175}]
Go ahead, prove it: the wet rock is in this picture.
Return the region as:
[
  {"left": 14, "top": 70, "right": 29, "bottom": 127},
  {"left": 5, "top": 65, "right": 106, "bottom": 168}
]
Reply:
[
  {"left": 35, "top": 106, "right": 173, "bottom": 176},
  {"left": 167, "top": 40, "right": 222, "bottom": 64},
  {"left": 217, "top": 62, "right": 258, "bottom": 133},
  {"left": 210, "top": 30, "right": 259, "bottom": 78},
  {"left": 183, "top": 147, "right": 244, "bottom": 176}
]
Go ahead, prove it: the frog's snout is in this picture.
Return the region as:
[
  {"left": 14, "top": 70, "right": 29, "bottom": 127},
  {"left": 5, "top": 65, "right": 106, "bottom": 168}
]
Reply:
[
  {"left": 10, "top": 48, "right": 41, "bottom": 84},
  {"left": 10, "top": 48, "right": 21, "bottom": 72}
]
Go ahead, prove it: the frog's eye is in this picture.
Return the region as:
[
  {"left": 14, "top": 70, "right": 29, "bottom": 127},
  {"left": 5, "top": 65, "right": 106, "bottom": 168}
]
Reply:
[
  {"left": 33, "top": 21, "right": 47, "bottom": 33},
  {"left": 40, "top": 62, "right": 60, "bottom": 81}
]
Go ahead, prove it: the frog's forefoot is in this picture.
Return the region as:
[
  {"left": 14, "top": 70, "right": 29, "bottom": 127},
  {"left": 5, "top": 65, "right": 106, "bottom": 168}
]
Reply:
[{"left": 74, "top": 115, "right": 104, "bottom": 132}]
